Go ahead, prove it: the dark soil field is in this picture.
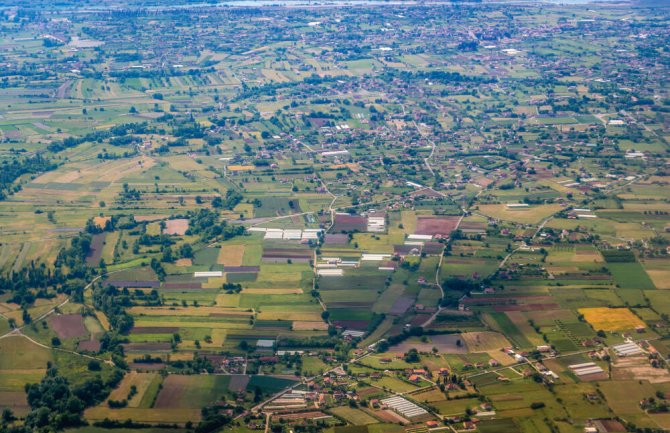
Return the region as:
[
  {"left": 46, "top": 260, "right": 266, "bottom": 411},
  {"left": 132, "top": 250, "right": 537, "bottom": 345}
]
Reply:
[
  {"left": 108, "top": 280, "right": 160, "bottom": 288},
  {"left": 332, "top": 214, "right": 368, "bottom": 233},
  {"left": 422, "top": 242, "right": 444, "bottom": 254},
  {"left": 332, "top": 320, "right": 369, "bottom": 329},
  {"left": 224, "top": 266, "right": 260, "bottom": 273},
  {"left": 85, "top": 233, "right": 106, "bottom": 265},
  {"left": 493, "top": 303, "right": 560, "bottom": 312},
  {"left": 51, "top": 314, "right": 87, "bottom": 339},
  {"left": 228, "top": 374, "right": 250, "bottom": 392},
  {"left": 263, "top": 248, "right": 313, "bottom": 259},
  {"left": 389, "top": 295, "right": 415, "bottom": 315},
  {"left": 163, "top": 283, "right": 201, "bottom": 289},
  {"left": 415, "top": 216, "right": 460, "bottom": 237},
  {"left": 459, "top": 221, "right": 487, "bottom": 232},
  {"left": 325, "top": 234, "right": 350, "bottom": 244},
  {"left": 77, "top": 339, "right": 101, "bottom": 352}
]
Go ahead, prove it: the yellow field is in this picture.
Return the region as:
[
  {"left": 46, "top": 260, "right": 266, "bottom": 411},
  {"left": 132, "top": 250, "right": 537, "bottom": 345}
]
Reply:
[
  {"left": 218, "top": 244, "right": 245, "bottom": 266},
  {"left": 216, "top": 294, "right": 240, "bottom": 307},
  {"left": 578, "top": 307, "right": 645, "bottom": 331},
  {"left": 95, "top": 311, "right": 111, "bottom": 331},
  {"left": 211, "top": 329, "right": 227, "bottom": 346},
  {"left": 127, "top": 306, "right": 252, "bottom": 317},
  {"left": 487, "top": 350, "right": 516, "bottom": 366},
  {"left": 461, "top": 331, "right": 511, "bottom": 352},
  {"left": 101, "top": 231, "right": 119, "bottom": 262},
  {"left": 132, "top": 320, "right": 251, "bottom": 330},
  {"left": 233, "top": 203, "right": 254, "bottom": 218},
  {"left": 331, "top": 163, "right": 360, "bottom": 171},
  {"left": 29, "top": 156, "right": 155, "bottom": 185},
  {"left": 401, "top": 210, "right": 417, "bottom": 233},
  {"left": 175, "top": 258, "right": 192, "bottom": 267},
  {"left": 161, "top": 155, "right": 204, "bottom": 172},
  {"left": 93, "top": 216, "right": 111, "bottom": 229},
  {"left": 107, "top": 372, "right": 158, "bottom": 407},
  {"left": 242, "top": 288, "right": 303, "bottom": 295},
  {"left": 547, "top": 266, "right": 580, "bottom": 274},
  {"left": 256, "top": 311, "right": 323, "bottom": 321},
  {"left": 292, "top": 321, "right": 329, "bottom": 331},
  {"left": 573, "top": 250, "right": 604, "bottom": 263},
  {"left": 228, "top": 165, "right": 255, "bottom": 171},
  {"left": 646, "top": 270, "right": 670, "bottom": 290},
  {"left": 255, "top": 274, "right": 303, "bottom": 284},
  {"left": 85, "top": 407, "right": 200, "bottom": 424},
  {"left": 168, "top": 352, "right": 194, "bottom": 361}
]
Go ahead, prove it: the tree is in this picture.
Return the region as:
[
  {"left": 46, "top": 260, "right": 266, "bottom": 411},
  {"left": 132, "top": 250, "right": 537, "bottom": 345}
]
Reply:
[
  {"left": 179, "top": 243, "right": 194, "bottom": 259},
  {"left": 1, "top": 408, "right": 15, "bottom": 424},
  {"left": 161, "top": 246, "right": 173, "bottom": 263},
  {"left": 404, "top": 348, "right": 420, "bottom": 363},
  {"left": 22, "top": 309, "right": 31, "bottom": 325}
]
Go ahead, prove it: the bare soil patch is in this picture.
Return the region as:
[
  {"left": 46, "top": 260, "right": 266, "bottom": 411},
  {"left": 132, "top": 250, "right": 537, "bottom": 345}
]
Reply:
[
  {"left": 415, "top": 216, "right": 460, "bottom": 237},
  {"left": 51, "top": 314, "right": 87, "bottom": 339},
  {"left": 163, "top": 219, "right": 189, "bottom": 235},
  {"left": 612, "top": 355, "right": 670, "bottom": 383}
]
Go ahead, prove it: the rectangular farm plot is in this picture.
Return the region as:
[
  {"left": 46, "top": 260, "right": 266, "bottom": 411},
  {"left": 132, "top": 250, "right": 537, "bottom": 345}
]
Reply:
[
  {"left": 106, "top": 372, "right": 160, "bottom": 408},
  {"left": 483, "top": 313, "right": 534, "bottom": 348},
  {"left": 85, "top": 233, "right": 106, "bottom": 266},
  {"left": 262, "top": 248, "right": 313, "bottom": 263},
  {"left": 329, "top": 406, "right": 379, "bottom": 425},
  {"left": 331, "top": 214, "right": 368, "bottom": 233},
  {"left": 461, "top": 331, "right": 511, "bottom": 353},
  {"left": 579, "top": 307, "right": 645, "bottom": 331},
  {"left": 247, "top": 375, "right": 297, "bottom": 393},
  {"left": 193, "top": 247, "right": 220, "bottom": 267},
  {"left": 163, "top": 218, "right": 189, "bottom": 235},
  {"left": 154, "top": 375, "right": 230, "bottom": 408},
  {"left": 643, "top": 259, "right": 670, "bottom": 290},
  {"left": 415, "top": 215, "right": 461, "bottom": 237},
  {"left": 51, "top": 314, "right": 87, "bottom": 339},
  {"left": 0, "top": 391, "right": 30, "bottom": 417},
  {"left": 573, "top": 246, "right": 604, "bottom": 263},
  {"left": 292, "top": 321, "right": 329, "bottom": 331},
  {"left": 218, "top": 244, "right": 245, "bottom": 266},
  {"left": 477, "top": 204, "right": 562, "bottom": 225},
  {"left": 93, "top": 216, "right": 111, "bottom": 229},
  {"left": 0, "top": 336, "right": 52, "bottom": 370},
  {"left": 84, "top": 407, "right": 201, "bottom": 425},
  {"left": 608, "top": 262, "right": 656, "bottom": 289}
]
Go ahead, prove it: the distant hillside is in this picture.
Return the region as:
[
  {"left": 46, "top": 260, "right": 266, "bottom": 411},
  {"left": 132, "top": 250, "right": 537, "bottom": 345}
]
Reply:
[{"left": 634, "top": 0, "right": 670, "bottom": 6}]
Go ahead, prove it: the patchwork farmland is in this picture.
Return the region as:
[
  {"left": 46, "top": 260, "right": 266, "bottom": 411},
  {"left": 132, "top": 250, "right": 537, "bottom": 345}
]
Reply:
[{"left": 0, "top": 1, "right": 669, "bottom": 433}]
